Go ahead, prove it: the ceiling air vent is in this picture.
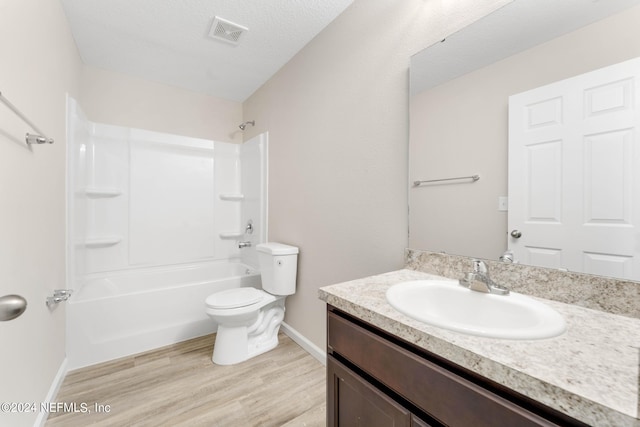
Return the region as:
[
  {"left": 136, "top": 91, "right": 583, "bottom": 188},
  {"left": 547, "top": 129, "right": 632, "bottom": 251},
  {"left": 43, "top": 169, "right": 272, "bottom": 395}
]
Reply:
[{"left": 208, "top": 16, "right": 248, "bottom": 45}]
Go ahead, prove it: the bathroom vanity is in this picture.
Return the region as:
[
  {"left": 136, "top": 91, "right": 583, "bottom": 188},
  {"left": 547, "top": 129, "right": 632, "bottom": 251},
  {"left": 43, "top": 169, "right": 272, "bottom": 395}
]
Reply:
[{"left": 319, "top": 269, "right": 640, "bottom": 427}]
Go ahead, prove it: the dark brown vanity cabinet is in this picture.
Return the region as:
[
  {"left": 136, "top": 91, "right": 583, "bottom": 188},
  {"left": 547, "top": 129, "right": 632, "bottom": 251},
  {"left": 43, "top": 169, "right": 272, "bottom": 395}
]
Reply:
[
  {"left": 327, "top": 307, "right": 588, "bottom": 427},
  {"left": 328, "top": 357, "right": 419, "bottom": 426}
]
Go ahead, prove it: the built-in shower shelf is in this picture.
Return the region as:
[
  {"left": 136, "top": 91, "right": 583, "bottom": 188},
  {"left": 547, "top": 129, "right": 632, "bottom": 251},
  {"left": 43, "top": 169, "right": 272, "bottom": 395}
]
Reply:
[
  {"left": 83, "top": 236, "right": 122, "bottom": 248},
  {"left": 219, "top": 232, "right": 244, "bottom": 239},
  {"left": 219, "top": 193, "right": 244, "bottom": 201},
  {"left": 82, "top": 188, "right": 122, "bottom": 198}
]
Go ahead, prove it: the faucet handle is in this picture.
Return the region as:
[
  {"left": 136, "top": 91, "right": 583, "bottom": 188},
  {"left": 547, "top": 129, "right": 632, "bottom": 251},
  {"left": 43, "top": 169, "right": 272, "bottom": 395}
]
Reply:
[{"left": 472, "top": 259, "right": 487, "bottom": 274}]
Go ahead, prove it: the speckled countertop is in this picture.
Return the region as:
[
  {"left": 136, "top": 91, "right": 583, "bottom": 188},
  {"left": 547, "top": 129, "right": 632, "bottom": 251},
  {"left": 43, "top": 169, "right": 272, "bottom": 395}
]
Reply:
[{"left": 319, "top": 269, "right": 640, "bottom": 427}]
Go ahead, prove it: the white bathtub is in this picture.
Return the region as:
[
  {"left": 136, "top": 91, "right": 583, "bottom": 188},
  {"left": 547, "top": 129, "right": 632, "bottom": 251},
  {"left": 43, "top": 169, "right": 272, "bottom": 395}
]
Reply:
[{"left": 66, "top": 260, "right": 261, "bottom": 369}]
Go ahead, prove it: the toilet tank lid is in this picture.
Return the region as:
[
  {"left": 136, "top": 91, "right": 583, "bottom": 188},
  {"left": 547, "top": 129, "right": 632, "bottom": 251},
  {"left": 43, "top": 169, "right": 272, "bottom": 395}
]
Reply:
[{"left": 256, "top": 242, "right": 299, "bottom": 255}]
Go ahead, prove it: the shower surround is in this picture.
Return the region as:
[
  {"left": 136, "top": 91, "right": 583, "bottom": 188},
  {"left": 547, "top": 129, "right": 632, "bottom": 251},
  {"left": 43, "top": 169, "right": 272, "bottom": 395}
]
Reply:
[{"left": 66, "top": 97, "right": 267, "bottom": 369}]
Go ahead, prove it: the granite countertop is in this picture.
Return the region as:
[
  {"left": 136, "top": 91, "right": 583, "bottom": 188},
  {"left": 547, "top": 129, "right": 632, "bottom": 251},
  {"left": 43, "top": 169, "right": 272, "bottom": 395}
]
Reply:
[{"left": 318, "top": 269, "right": 640, "bottom": 427}]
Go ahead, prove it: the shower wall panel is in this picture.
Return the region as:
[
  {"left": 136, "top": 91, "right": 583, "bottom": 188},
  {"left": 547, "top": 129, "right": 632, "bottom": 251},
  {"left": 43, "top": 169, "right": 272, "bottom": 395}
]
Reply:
[
  {"left": 213, "top": 141, "right": 242, "bottom": 260},
  {"left": 84, "top": 123, "right": 129, "bottom": 274},
  {"left": 240, "top": 133, "right": 268, "bottom": 268},
  {"left": 67, "top": 98, "right": 261, "bottom": 286},
  {"left": 129, "top": 131, "right": 216, "bottom": 266}
]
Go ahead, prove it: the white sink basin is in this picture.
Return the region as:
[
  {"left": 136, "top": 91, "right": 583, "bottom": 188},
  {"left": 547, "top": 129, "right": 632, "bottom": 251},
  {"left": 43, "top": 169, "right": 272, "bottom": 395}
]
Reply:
[{"left": 386, "top": 280, "right": 566, "bottom": 340}]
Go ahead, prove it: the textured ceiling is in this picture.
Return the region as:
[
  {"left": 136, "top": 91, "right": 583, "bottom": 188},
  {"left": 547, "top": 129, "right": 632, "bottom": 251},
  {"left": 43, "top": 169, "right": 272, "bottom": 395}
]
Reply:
[{"left": 60, "top": 0, "right": 353, "bottom": 102}]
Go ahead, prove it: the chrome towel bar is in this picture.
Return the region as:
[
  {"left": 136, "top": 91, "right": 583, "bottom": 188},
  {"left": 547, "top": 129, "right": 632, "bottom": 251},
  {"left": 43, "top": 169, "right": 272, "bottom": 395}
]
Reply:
[
  {"left": 413, "top": 174, "right": 480, "bottom": 186},
  {"left": 0, "top": 91, "right": 54, "bottom": 145}
]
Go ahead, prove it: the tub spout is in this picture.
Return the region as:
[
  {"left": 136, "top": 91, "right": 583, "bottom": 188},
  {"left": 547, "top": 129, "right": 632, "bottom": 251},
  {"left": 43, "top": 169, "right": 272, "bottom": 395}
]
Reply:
[{"left": 238, "top": 241, "right": 252, "bottom": 249}]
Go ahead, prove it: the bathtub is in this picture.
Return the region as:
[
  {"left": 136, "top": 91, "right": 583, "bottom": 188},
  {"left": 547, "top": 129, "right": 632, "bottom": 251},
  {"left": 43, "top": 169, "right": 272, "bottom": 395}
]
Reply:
[{"left": 66, "top": 260, "right": 261, "bottom": 369}]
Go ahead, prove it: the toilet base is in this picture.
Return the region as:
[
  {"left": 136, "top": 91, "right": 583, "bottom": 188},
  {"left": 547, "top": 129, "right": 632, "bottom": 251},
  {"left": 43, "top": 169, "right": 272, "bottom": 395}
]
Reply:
[{"left": 211, "top": 299, "right": 285, "bottom": 365}]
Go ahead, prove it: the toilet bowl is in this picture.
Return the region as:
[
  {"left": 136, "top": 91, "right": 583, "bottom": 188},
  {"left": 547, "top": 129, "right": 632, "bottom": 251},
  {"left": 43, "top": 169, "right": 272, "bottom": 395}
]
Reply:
[{"left": 205, "top": 242, "right": 298, "bottom": 365}]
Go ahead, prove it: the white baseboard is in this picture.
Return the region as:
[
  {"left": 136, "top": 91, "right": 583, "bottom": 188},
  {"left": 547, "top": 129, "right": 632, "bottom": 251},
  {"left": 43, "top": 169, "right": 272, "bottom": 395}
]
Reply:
[
  {"left": 280, "top": 322, "right": 327, "bottom": 366},
  {"left": 33, "top": 357, "right": 68, "bottom": 427}
]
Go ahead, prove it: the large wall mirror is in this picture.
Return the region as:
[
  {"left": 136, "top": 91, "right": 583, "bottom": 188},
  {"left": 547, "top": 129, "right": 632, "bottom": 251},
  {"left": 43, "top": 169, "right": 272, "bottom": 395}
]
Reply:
[{"left": 409, "top": 0, "right": 640, "bottom": 281}]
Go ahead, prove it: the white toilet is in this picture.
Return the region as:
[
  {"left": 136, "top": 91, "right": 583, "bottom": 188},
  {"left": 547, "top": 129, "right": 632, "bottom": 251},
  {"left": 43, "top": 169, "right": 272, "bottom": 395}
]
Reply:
[{"left": 205, "top": 242, "right": 299, "bottom": 365}]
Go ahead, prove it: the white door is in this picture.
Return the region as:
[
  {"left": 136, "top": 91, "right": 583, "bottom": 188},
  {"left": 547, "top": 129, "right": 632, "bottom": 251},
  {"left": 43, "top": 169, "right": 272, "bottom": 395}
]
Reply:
[{"left": 508, "top": 57, "right": 640, "bottom": 280}]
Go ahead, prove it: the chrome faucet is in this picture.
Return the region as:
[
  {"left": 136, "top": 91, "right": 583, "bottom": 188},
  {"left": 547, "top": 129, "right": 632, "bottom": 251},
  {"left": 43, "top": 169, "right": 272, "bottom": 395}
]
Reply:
[
  {"left": 238, "top": 241, "right": 252, "bottom": 249},
  {"left": 459, "top": 260, "right": 509, "bottom": 295}
]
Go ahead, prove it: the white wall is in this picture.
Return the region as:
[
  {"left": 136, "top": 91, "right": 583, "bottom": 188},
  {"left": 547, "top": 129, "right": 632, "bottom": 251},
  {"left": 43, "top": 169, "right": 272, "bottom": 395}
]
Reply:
[
  {"left": 243, "top": 0, "right": 512, "bottom": 349},
  {"left": 409, "top": 4, "right": 640, "bottom": 260},
  {"left": 80, "top": 66, "right": 243, "bottom": 143},
  {"left": 0, "top": 0, "right": 82, "bottom": 425}
]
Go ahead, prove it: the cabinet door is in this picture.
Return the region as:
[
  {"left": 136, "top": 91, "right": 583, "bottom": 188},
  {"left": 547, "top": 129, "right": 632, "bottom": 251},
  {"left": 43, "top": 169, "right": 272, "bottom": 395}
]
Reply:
[
  {"left": 328, "top": 356, "right": 411, "bottom": 427},
  {"left": 411, "top": 415, "right": 433, "bottom": 427}
]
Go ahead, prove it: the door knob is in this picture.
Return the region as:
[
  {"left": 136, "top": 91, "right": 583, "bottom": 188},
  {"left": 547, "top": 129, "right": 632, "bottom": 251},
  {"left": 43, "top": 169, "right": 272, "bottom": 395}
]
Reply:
[
  {"left": 510, "top": 230, "right": 522, "bottom": 238},
  {"left": 0, "top": 294, "right": 27, "bottom": 321}
]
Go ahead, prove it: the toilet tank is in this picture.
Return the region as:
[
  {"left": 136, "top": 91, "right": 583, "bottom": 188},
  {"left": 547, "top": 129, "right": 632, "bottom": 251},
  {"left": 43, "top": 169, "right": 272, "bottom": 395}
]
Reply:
[{"left": 256, "top": 243, "right": 299, "bottom": 296}]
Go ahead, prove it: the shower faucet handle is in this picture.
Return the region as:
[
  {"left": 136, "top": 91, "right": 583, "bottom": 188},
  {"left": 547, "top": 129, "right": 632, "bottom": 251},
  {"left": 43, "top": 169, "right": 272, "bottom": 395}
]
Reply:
[
  {"left": 53, "top": 289, "right": 73, "bottom": 297},
  {"left": 46, "top": 289, "right": 73, "bottom": 307},
  {"left": 245, "top": 220, "right": 253, "bottom": 234}
]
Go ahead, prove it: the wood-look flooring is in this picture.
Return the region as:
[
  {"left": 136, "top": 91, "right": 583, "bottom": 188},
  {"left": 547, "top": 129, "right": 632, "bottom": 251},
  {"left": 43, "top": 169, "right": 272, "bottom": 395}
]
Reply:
[{"left": 46, "top": 333, "right": 326, "bottom": 427}]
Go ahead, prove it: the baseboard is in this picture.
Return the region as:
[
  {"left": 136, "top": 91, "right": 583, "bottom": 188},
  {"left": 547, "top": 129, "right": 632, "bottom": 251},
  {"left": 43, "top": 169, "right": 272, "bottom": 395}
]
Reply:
[
  {"left": 33, "top": 357, "right": 68, "bottom": 427},
  {"left": 280, "top": 322, "right": 326, "bottom": 366}
]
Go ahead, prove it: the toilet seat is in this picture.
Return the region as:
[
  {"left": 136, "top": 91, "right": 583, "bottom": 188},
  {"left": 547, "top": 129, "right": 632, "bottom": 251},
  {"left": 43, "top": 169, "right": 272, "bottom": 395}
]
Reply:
[{"left": 206, "top": 287, "right": 263, "bottom": 309}]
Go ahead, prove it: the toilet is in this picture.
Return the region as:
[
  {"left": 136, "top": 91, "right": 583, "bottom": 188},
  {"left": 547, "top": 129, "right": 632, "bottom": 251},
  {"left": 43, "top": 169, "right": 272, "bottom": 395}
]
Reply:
[{"left": 205, "top": 242, "right": 299, "bottom": 365}]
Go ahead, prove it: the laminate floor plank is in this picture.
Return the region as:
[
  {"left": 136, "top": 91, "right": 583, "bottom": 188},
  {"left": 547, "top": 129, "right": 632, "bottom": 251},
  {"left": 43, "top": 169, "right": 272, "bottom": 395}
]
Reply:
[{"left": 46, "top": 333, "right": 326, "bottom": 427}]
